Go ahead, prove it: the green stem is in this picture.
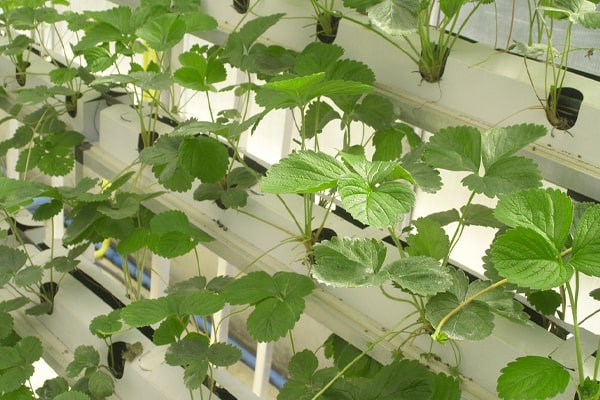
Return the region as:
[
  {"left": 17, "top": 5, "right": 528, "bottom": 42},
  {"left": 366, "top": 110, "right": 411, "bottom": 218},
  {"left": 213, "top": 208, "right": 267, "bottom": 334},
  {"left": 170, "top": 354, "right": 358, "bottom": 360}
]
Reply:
[
  {"left": 310, "top": 312, "right": 418, "bottom": 400},
  {"left": 432, "top": 278, "right": 508, "bottom": 342},
  {"left": 566, "top": 275, "right": 585, "bottom": 385},
  {"left": 443, "top": 191, "right": 476, "bottom": 267}
]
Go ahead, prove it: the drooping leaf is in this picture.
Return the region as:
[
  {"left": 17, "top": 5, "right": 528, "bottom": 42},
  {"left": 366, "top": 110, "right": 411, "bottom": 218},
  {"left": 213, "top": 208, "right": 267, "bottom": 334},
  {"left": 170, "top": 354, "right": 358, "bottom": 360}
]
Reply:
[
  {"left": 569, "top": 205, "right": 600, "bottom": 277},
  {"left": 260, "top": 150, "right": 347, "bottom": 194},
  {"left": 312, "top": 237, "right": 388, "bottom": 287},
  {"left": 491, "top": 227, "right": 573, "bottom": 290},
  {"left": 497, "top": 356, "right": 569, "bottom": 400},
  {"left": 302, "top": 101, "right": 340, "bottom": 139},
  {"left": 527, "top": 290, "right": 563, "bottom": 315},
  {"left": 462, "top": 204, "right": 505, "bottom": 228},
  {"left": 387, "top": 256, "right": 453, "bottom": 296},
  {"left": 324, "top": 334, "right": 382, "bottom": 379}
]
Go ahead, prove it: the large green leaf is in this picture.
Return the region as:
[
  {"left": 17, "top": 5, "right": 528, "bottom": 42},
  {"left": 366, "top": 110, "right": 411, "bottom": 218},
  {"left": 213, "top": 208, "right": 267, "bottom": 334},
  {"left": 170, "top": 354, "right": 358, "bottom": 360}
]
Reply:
[
  {"left": 494, "top": 188, "right": 572, "bottom": 249},
  {"left": 0, "top": 246, "right": 28, "bottom": 286},
  {"left": 88, "top": 371, "right": 114, "bottom": 398},
  {"left": 424, "top": 126, "right": 481, "bottom": 173},
  {"left": 179, "top": 135, "right": 229, "bottom": 183},
  {"left": 569, "top": 204, "right": 600, "bottom": 277},
  {"left": 440, "top": 0, "right": 466, "bottom": 18},
  {"left": 462, "top": 156, "right": 542, "bottom": 198},
  {"left": 135, "top": 13, "right": 186, "bottom": 51},
  {"left": 312, "top": 237, "right": 388, "bottom": 287},
  {"left": 120, "top": 298, "right": 170, "bottom": 327},
  {"left": 490, "top": 227, "right": 573, "bottom": 290},
  {"left": 367, "top": 0, "right": 420, "bottom": 36},
  {"left": 387, "top": 256, "right": 453, "bottom": 296},
  {"left": 481, "top": 124, "right": 547, "bottom": 168},
  {"left": 165, "top": 334, "right": 209, "bottom": 389},
  {"left": 339, "top": 174, "right": 414, "bottom": 227},
  {"left": 260, "top": 150, "right": 347, "bottom": 194},
  {"left": 497, "top": 356, "right": 569, "bottom": 400},
  {"left": 208, "top": 342, "right": 242, "bottom": 367},
  {"left": 66, "top": 346, "right": 99, "bottom": 378},
  {"left": 301, "top": 101, "right": 340, "bottom": 139}
]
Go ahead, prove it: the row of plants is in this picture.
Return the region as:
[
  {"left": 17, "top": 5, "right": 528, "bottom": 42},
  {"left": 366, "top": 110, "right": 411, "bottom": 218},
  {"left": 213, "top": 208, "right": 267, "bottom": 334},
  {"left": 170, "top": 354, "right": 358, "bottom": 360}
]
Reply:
[{"left": 0, "top": 0, "right": 599, "bottom": 400}]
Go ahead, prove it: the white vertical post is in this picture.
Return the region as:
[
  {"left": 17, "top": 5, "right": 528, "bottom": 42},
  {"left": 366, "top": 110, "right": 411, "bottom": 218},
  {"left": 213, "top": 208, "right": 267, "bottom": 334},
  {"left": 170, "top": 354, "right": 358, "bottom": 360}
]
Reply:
[
  {"left": 253, "top": 341, "right": 274, "bottom": 399},
  {"left": 150, "top": 255, "right": 170, "bottom": 299},
  {"left": 212, "top": 257, "right": 233, "bottom": 343}
]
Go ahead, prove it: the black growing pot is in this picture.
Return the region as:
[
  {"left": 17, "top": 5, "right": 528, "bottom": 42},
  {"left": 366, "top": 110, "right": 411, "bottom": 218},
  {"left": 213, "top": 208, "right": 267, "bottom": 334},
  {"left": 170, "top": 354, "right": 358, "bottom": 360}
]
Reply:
[
  {"left": 15, "top": 62, "right": 31, "bottom": 87},
  {"left": 546, "top": 87, "right": 584, "bottom": 131},
  {"left": 137, "top": 131, "right": 159, "bottom": 152},
  {"left": 307, "top": 227, "right": 338, "bottom": 265},
  {"left": 39, "top": 281, "right": 59, "bottom": 315},
  {"left": 233, "top": 0, "right": 249, "bottom": 13},
  {"left": 316, "top": 13, "right": 341, "bottom": 44},
  {"left": 108, "top": 341, "right": 128, "bottom": 379},
  {"left": 66, "top": 92, "right": 83, "bottom": 118}
]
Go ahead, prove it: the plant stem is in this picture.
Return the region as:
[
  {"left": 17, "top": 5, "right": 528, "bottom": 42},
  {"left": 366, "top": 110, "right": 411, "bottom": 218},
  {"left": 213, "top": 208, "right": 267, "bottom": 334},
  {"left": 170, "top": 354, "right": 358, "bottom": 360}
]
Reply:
[
  {"left": 310, "top": 312, "right": 417, "bottom": 399},
  {"left": 566, "top": 275, "right": 586, "bottom": 385},
  {"left": 443, "top": 191, "right": 476, "bottom": 267},
  {"left": 431, "top": 278, "right": 508, "bottom": 342}
]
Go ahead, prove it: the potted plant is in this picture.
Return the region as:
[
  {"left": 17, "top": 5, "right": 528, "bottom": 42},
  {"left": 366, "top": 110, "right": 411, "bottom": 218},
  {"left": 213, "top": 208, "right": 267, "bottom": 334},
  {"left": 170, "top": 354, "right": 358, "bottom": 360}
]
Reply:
[
  {"left": 313, "top": 0, "right": 495, "bottom": 82},
  {"left": 514, "top": 0, "right": 600, "bottom": 132}
]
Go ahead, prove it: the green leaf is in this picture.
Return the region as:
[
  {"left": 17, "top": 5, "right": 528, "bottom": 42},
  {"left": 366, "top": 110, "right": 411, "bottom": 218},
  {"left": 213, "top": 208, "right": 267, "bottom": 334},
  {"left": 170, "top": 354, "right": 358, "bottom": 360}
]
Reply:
[
  {"left": 0, "top": 246, "right": 28, "bottom": 285},
  {"left": 165, "top": 334, "right": 209, "bottom": 389},
  {"left": 36, "top": 376, "right": 70, "bottom": 400},
  {"left": 116, "top": 227, "right": 149, "bottom": 254},
  {"left": 491, "top": 227, "right": 573, "bottom": 290},
  {"left": 175, "top": 291, "right": 225, "bottom": 316},
  {"left": 260, "top": 150, "right": 347, "bottom": 194},
  {"left": 89, "top": 310, "right": 122, "bottom": 339},
  {"left": 527, "top": 290, "right": 563, "bottom": 315},
  {"left": 360, "top": 359, "right": 433, "bottom": 400},
  {"left": 367, "top": 0, "right": 420, "bottom": 36},
  {"left": 569, "top": 205, "right": 600, "bottom": 277},
  {"left": 153, "top": 317, "right": 186, "bottom": 345},
  {"left": 339, "top": 174, "right": 415, "bottom": 227},
  {"left": 221, "top": 271, "right": 278, "bottom": 305},
  {"left": 462, "top": 156, "right": 542, "bottom": 198},
  {"left": 430, "top": 372, "right": 461, "bottom": 400},
  {"left": 13, "top": 266, "right": 43, "bottom": 287},
  {"left": 372, "top": 127, "right": 405, "bottom": 161},
  {"left": 497, "top": 356, "right": 569, "bottom": 400},
  {"left": 440, "top": 0, "right": 466, "bottom": 18},
  {"left": 405, "top": 218, "right": 450, "bottom": 260},
  {"left": 208, "top": 342, "right": 242, "bottom": 367},
  {"left": 0, "top": 313, "right": 13, "bottom": 340},
  {"left": 88, "top": 371, "right": 114, "bottom": 398},
  {"left": 135, "top": 13, "right": 186, "bottom": 51},
  {"left": 424, "top": 126, "right": 481, "bottom": 173},
  {"left": 288, "top": 350, "right": 319, "bottom": 383},
  {"left": 0, "top": 298, "right": 28, "bottom": 313},
  {"left": 494, "top": 188, "right": 573, "bottom": 249},
  {"left": 387, "top": 256, "right": 453, "bottom": 296},
  {"left": 325, "top": 334, "right": 381, "bottom": 378},
  {"left": 425, "top": 292, "right": 494, "bottom": 340},
  {"left": 462, "top": 204, "right": 504, "bottom": 228},
  {"left": 66, "top": 346, "right": 99, "bottom": 378},
  {"left": 349, "top": 94, "right": 398, "bottom": 131},
  {"left": 481, "top": 124, "right": 547, "bottom": 168},
  {"left": 53, "top": 391, "right": 90, "bottom": 400},
  {"left": 246, "top": 296, "right": 305, "bottom": 342},
  {"left": 312, "top": 237, "right": 388, "bottom": 287},
  {"left": 302, "top": 101, "right": 340, "bottom": 139},
  {"left": 49, "top": 67, "right": 79, "bottom": 85},
  {"left": 0, "top": 366, "right": 34, "bottom": 393},
  {"left": 121, "top": 298, "right": 169, "bottom": 327},
  {"left": 179, "top": 136, "right": 229, "bottom": 183}
]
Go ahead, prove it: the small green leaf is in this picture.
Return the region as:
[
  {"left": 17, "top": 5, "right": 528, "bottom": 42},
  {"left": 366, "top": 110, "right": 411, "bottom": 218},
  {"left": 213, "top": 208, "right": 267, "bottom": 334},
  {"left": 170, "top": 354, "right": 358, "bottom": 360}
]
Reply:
[
  {"left": 153, "top": 317, "right": 186, "bottom": 345},
  {"left": 491, "top": 227, "right": 573, "bottom": 290},
  {"left": 406, "top": 218, "right": 450, "bottom": 260},
  {"left": 53, "top": 391, "right": 91, "bottom": 400},
  {"left": 136, "top": 13, "right": 186, "bottom": 52},
  {"left": 208, "top": 342, "right": 242, "bottom": 367},
  {"left": 424, "top": 126, "right": 481, "bottom": 173},
  {"left": 527, "top": 290, "right": 563, "bottom": 315},
  {"left": 66, "top": 346, "right": 99, "bottom": 378},
  {"left": 312, "top": 237, "right": 388, "bottom": 287},
  {"left": 430, "top": 372, "right": 461, "bottom": 400},
  {"left": 260, "top": 150, "right": 347, "bottom": 194},
  {"left": 361, "top": 359, "right": 434, "bottom": 400},
  {"left": 287, "top": 349, "right": 318, "bottom": 383},
  {"left": 35, "top": 376, "right": 70, "bottom": 400},
  {"left": 462, "top": 204, "right": 505, "bottom": 228},
  {"left": 367, "top": 0, "right": 420, "bottom": 36},
  {"left": 387, "top": 256, "right": 453, "bottom": 296},
  {"left": 302, "top": 101, "right": 340, "bottom": 139},
  {"left": 372, "top": 127, "right": 405, "bottom": 161},
  {"left": 13, "top": 266, "right": 43, "bottom": 287},
  {"left": 497, "top": 356, "right": 569, "bottom": 400},
  {"left": 116, "top": 227, "right": 149, "bottom": 254},
  {"left": 0, "top": 246, "right": 28, "bottom": 285},
  {"left": 481, "top": 124, "right": 547, "bottom": 168},
  {"left": 220, "top": 271, "right": 278, "bottom": 305},
  {"left": 246, "top": 296, "right": 305, "bottom": 342},
  {"left": 89, "top": 310, "right": 122, "bottom": 339}
]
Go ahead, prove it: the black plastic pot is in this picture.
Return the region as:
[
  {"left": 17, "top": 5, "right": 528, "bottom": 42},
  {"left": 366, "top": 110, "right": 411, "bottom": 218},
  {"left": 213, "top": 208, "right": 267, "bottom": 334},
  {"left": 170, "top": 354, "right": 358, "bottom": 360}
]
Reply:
[
  {"left": 39, "top": 281, "right": 59, "bottom": 315},
  {"left": 307, "top": 227, "right": 338, "bottom": 265},
  {"left": 108, "top": 341, "right": 128, "bottom": 379},
  {"left": 316, "top": 13, "right": 341, "bottom": 44},
  {"left": 419, "top": 44, "right": 450, "bottom": 83},
  {"left": 546, "top": 87, "right": 584, "bottom": 131},
  {"left": 137, "top": 131, "right": 159, "bottom": 152},
  {"left": 66, "top": 92, "right": 82, "bottom": 118},
  {"left": 233, "top": 0, "right": 249, "bottom": 13},
  {"left": 15, "top": 62, "right": 31, "bottom": 87}
]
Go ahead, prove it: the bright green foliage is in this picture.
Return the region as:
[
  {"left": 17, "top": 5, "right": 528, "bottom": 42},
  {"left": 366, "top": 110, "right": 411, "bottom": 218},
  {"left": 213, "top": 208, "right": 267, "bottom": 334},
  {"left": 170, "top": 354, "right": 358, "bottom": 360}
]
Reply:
[
  {"left": 424, "top": 124, "right": 545, "bottom": 198},
  {"left": 358, "top": 359, "right": 434, "bottom": 400},
  {"left": 260, "top": 150, "right": 348, "bottom": 194},
  {"left": 0, "top": 337, "right": 42, "bottom": 393},
  {"left": 312, "top": 237, "right": 388, "bottom": 287},
  {"left": 174, "top": 45, "right": 227, "bottom": 91},
  {"left": 147, "top": 210, "right": 212, "bottom": 258},
  {"left": 207, "top": 342, "right": 242, "bottom": 367},
  {"left": 497, "top": 356, "right": 569, "bottom": 400},
  {"left": 0, "top": 246, "right": 28, "bottom": 286},
  {"left": 365, "top": 0, "right": 420, "bottom": 36},
  {"left": 53, "top": 391, "right": 91, "bottom": 400},
  {"left": 36, "top": 377, "right": 70, "bottom": 400},
  {"left": 221, "top": 271, "right": 315, "bottom": 341},
  {"left": 324, "top": 334, "right": 382, "bottom": 379},
  {"left": 527, "top": 290, "right": 563, "bottom": 315},
  {"left": 89, "top": 310, "right": 122, "bottom": 339},
  {"left": 569, "top": 205, "right": 600, "bottom": 276},
  {"left": 66, "top": 346, "right": 99, "bottom": 378},
  {"left": 165, "top": 333, "right": 209, "bottom": 390}
]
